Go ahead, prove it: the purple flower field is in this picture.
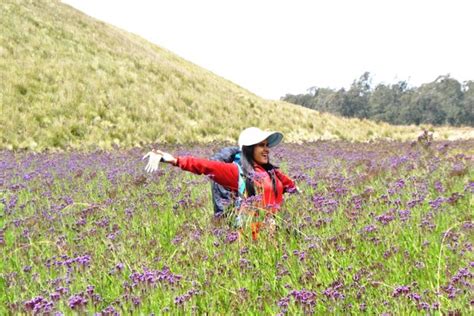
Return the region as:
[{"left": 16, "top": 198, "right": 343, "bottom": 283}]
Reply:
[{"left": 1, "top": 137, "right": 473, "bottom": 314}]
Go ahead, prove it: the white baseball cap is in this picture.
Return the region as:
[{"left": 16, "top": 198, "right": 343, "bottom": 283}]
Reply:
[{"left": 238, "top": 127, "right": 283, "bottom": 149}]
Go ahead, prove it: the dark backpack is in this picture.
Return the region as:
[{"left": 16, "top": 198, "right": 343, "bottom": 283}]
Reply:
[{"left": 210, "top": 146, "right": 246, "bottom": 216}]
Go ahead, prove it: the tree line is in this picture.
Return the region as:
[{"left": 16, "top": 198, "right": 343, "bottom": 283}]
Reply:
[{"left": 282, "top": 73, "right": 473, "bottom": 126}]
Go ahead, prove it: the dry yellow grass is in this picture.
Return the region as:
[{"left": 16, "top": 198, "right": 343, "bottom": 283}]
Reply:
[{"left": 1, "top": 0, "right": 472, "bottom": 151}]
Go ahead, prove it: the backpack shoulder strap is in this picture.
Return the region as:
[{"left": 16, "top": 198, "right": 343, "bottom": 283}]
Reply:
[
  {"left": 234, "top": 162, "right": 246, "bottom": 196},
  {"left": 233, "top": 153, "right": 246, "bottom": 196}
]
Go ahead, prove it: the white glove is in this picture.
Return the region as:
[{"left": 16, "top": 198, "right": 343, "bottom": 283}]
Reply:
[
  {"left": 143, "top": 151, "right": 162, "bottom": 173},
  {"left": 143, "top": 150, "right": 176, "bottom": 173}
]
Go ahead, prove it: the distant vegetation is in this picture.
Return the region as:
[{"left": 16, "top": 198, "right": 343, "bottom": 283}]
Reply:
[
  {"left": 1, "top": 1, "right": 473, "bottom": 151},
  {"left": 282, "top": 72, "right": 474, "bottom": 127}
]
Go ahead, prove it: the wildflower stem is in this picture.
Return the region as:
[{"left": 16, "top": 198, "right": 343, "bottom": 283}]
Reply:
[{"left": 436, "top": 220, "right": 471, "bottom": 312}]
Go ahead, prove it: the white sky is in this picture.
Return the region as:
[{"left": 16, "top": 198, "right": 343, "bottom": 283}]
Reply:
[{"left": 62, "top": 0, "right": 474, "bottom": 100}]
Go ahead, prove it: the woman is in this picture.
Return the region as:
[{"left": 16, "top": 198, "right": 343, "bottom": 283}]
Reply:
[{"left": 143, "top": 127, "right": 297, "bottom": 239}]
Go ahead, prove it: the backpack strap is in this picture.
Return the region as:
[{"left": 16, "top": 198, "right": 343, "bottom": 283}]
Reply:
[
  {"left": 229, "top": 153, "right": 246, "bottom": 228},
  {"left": 233, "top": 153, "right": 246, "bottom": 196}
]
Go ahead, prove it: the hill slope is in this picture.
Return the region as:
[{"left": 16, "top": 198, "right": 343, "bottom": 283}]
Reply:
[{"left": 1, "top": 0, "right": 472, "bottom": 150}]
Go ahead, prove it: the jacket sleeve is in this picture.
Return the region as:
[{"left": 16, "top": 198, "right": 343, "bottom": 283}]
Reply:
[
  {"left": 275, "top": 169, "right": 297, "bottom": 193},
  {"left": 176, "top": 156, "right": 239, "bottom": 191}
]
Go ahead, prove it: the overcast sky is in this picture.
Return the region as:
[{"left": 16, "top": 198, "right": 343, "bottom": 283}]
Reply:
[{"left": 62, "top": 0, "right": 474, "bottom": 100}]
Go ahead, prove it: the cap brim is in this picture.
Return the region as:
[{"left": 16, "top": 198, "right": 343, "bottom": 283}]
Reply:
[
  {"left": 266, "top": 132, "right": 283, "bottom": 148},
  {"left": 238, "top": 127, "right": 284, "bottom": 148}
]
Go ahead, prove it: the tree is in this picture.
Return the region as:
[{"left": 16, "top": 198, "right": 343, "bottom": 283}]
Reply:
[
  {"left": 368, "top": 82, "right": 409, "bottom": 123},
  {"left": 411, "top": 84, "right": 446, "bottom": 125},
  {"left": 432, "top": 75, "right": 463, "bottom": 125},
  {"left": 461, "top": 81, "right": 474, "bottom": 125},
  {"left": 346, "top": 72, "right": 372, "bottom": 118},
  {"left": 281, "top": 73, "right": 472, "bottom": 126}
]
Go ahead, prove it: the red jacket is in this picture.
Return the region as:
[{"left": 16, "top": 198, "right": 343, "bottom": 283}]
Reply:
[{"left": 176, "top": 156, "right": 296, "bottom": 210}]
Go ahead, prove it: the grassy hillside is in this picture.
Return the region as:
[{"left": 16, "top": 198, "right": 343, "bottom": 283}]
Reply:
[{"left": 1, "top": 0, "right": 473, "bottom": 151}]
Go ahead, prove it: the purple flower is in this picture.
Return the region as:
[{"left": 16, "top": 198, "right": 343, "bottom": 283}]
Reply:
[
  {"left": 239, "top": 258, "right": 252, "bottom": 270},
  {"left": 107, "top": 232, "right": 118, "bottom": 240},
  {"left": 408, "top": 292, "right": 421, "bottom": 301},
  {"left": 451, "top": 267, "right": 472, "bottom": 284},
  {"left": 125, "top": 207, "right": 134, "bottom": 217},
  {"left": 86, "top": 285, "right": 95, "bottom": 295},
  {"left": 226, "top": 231, "right": 239, "bottom": 243},
  {"left": 392, "top": 285, "right": 410, "bottom": 297},
  {"left": 429, "top": 197, "right": 447, "bottom": 210},
  {"left": 277, "top": 295, "right": 291, "bottom": 313},
  {"left": 91, "top": 294, "right": 102, "bottom": 305},
  {"left": 362, "top": 225, "right": 377, "bottom": 233},
  {"left": 323, "top": 281, "right": 345, "bottom": 301},
  {"left": 23, "top": 172, "right": 35, "bottom": 181},
  {"left": 172, "top": 236, "right": 182, "bottom": 245},
  {"left": 174, "top": 288, "right": 198, "bottom": 306},
  {"left": 98, "top": 305, "right": 120, "bottom": 316},
  {"left": 56, "top": 286, "right": 69, "bottom": 295},
  {"left": 434, "top": 180, "right": 444, "bottom": 193},
  {"left": 129, "top": 267, "right": 182, "bottom": 288},
  {"left": 419, "top": 302, "right": 430, "bottom": 310},
  {"left": 7, "top": 194, "right": 18, "bottom": 211},
  {"left": 50, "top": 292, "right": 61, "bottom": 301},
  {"left": 76, "top": 255, "right": 91, "bottom": 267},
  {"left": 63, "top": 196, "right": 74, "bottom": 205},
  {"left": 293, "top": 250, "right": 306, "bottom": 261},
  {"left": 75, "top": 218, "right": 87, "bottom": 226},
  {"left": 116, "top": 262, "right": 124, "bottom": 271},
  {"left": 0, "top": 229, "right": 4, "bottom": 245},
  {"left": 132, "top": 296, "right": 141, "bottom": 306},
  {"left": 407, "top": 197, "right": 424, "bottom": 208},
  {"left": 465, "top": 181, "right": 474, "bottom": 193},
  {"left": 24, "top": 296, "right": 52, "bottom": 313},
  {"left": 398, "top": 209, "right": 411, "bottom": 222},
  {"left": 312, "top": 194, "right": 338, "bottom": 213},
  {"left": 68, "top": 294, "right": 87, "bottom": 309},
  {"left": 289, "top": 288, "right": 317, "bottom": 307},
  {"left": 22, "top": 228, "right": 30, "bottom": 238},
  {"left": 442, "top": 283, "right": 458, "bottom": 299},
  {"left": 376, "top": 212, "right": 395, "bottom": 225}
]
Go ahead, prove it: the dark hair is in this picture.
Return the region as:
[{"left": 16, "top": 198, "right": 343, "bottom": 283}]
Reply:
[{"left": 240, "top": 145, "right": 278, "bottom": 197}]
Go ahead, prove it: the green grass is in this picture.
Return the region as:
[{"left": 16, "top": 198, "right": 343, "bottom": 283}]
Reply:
[{"left": 1, "top": 141, "right": 473, "bottom": 314}]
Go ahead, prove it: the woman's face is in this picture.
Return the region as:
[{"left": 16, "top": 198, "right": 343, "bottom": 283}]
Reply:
[{"left": 252, "top": 140, "right": 270, "bottom": 165}]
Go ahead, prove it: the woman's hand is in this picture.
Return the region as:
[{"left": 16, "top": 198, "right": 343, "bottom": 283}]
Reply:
[{"left": 143, "top": 149, "right": 177, "bottom": 173}]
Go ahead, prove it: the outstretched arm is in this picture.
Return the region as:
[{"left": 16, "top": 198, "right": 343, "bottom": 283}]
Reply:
[
  {"left": 143, "top": 149, "right": 239, "bottom": 191},
  {"left": 176, "top": 157, "right": 239, "bottom": 191}
]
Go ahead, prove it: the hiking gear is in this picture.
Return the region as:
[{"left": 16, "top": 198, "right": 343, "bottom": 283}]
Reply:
[
  {"left": 175, "top": 152, "right": 296, "bottom": 239},
  {"left": 143, "top": 150, "right": 176, "bottom": 173},
  {"left": 176, "top": 155, "right": 295, "bottom": 210},
  {"left": 143, "top": 151, "right": 163, "bottom": 173},
  {"left": 210, "top": 147, "right": 244, "bottom": 215},
  {"left": 238, "top": 127, "right": 283, "bottom": 149}
]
